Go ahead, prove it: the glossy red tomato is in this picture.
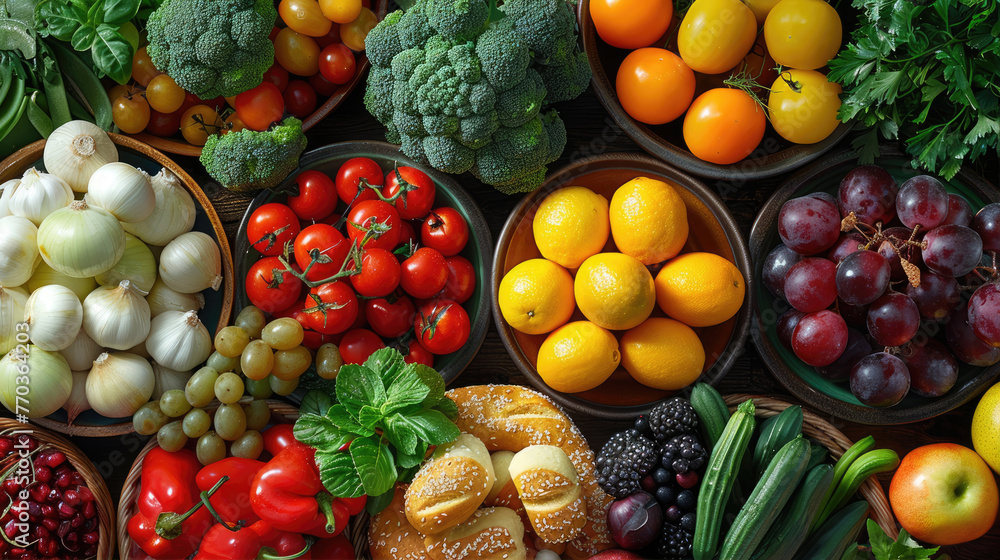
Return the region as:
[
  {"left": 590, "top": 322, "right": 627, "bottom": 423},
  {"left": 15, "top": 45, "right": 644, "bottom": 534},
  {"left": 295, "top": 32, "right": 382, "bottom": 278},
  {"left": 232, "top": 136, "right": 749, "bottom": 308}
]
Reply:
[
  {"left": 421, "top": 207, "right": 469, "bottom": 257},
  {"left": 293, "top": 224, "right": 350, "bottom": 282},
  {"left": 288, "top": 171, "right": 337, "bottom": 220},
  {"left": 235, "top": 82, "right": 284, "bottom": 131},
  {"left": 262, "top": 424, "right": 297, "bottom": 456},
  {"left": 442, "top": 256, "right": 475, "bottom": 304},
  {"left": 309, "top": 72, "right": 339, "bottom": 97},
  {"left": 336, "top": 157, "right": 383, "bottom": 205},
  {"left": 319, "top": 43, "right": 356, "bottom": 85},
  {"left": 315, "top": 24, "right": 342, "bottom": 48},
  {"left": 339, "top": 329, "right": 385, "bottom": 364},
  {"left": 346, "top": 200, "right": 401, "bottom": 251},
  {"left": 262, "top": 63, "right": 290, "bottom": 93},
  {"left": 283, "top": 80, "right": 317, "bottom": 118},
  {"left": 305, "top": 281, "right": 358, "bottom": 335},
  {"left": 365, "top": 295, "right": 416, "bottom": 338},
  {"left": 348, "top": 248, "right": 401, "bottom": 297},
  {"left": 246, "top": 257, "right": 303, "bottom": 313},
  {"left": 273, "top": 298, "right": 339, "bottom": 349},
  {"left": 403, "top": 339, "right": 434, "bottom": 367},
  {"left": 396, "top": 220, "right": 418, "bottom": 249},
  {"left": 309, "top": 534, "right": 355, "bottom": 559},
  {"left": 415, "top": 299, "right": 470, "bottom": 355},
  {"left": 247, "top": 203, "right": 301, "bottom": 256},
  {"left": 145, "top": 110, "right": 181, "bottom": 137},
  {"left": 382, "top": 166, "right": 436, "bottom": 220},
  {"left": 400, "top": 247, "right": 448, "bottom": 299}
]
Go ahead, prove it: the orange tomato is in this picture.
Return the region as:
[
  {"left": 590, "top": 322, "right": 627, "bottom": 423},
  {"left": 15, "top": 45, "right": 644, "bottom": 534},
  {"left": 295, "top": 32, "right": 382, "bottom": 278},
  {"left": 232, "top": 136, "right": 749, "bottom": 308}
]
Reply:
[
  {"left": 341, "top": 7, "right": 377, "bottom": 51},
  {"left": 320, "top": 0, "right": 363, "bottom": 25},
  {"left": 279, "top": 0, "right": 332, "bottom": 37},
  {"left": 683, "top": 88, "right": 765, "bottom": 164},
  {"left": 131, "top": 46, "right": 160, "bottom": 87},
  {"left": 590, "top": 0, "right": 673, "bottom": 50},
  {"left": 616, "top": 48, "right": 695, "bottom": 125},
  {"left": 274, "top": 28, "right": 321, "bottom": 76}
]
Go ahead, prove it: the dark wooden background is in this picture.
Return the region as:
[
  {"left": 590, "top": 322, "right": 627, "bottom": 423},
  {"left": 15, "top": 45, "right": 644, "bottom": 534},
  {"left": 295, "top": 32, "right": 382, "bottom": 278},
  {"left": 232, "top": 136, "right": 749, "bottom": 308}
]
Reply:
[{"left": 30, "top": 81, "right": 1000, "bottom": 557}]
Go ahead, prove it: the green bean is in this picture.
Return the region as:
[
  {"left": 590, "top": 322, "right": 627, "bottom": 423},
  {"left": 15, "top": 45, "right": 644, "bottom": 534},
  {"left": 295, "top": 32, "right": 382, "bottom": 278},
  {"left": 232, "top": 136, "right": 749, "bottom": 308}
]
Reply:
[
  {"left": 45, "top": 39, "right": 112, "bottom": 130},
  {"left": 26, "top": 91, "right": 53, "bottom": 138},
  {"left": 37, "top": 43, "right": 70, "bottom": 128},
  {"left": 0, "top": 75, "right": 27, "bottom": 142},
  {"left": 65, "top": 93, "right": 92, "bottom": 121},
  {"left": 0, "top": 62, "right": 14, "bottom": 113}
]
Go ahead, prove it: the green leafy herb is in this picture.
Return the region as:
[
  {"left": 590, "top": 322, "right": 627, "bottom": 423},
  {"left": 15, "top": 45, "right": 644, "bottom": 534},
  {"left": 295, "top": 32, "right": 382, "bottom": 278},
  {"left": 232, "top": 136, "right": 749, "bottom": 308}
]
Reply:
[
  {"left": 293, "top": 348, "right": 460, "bottom": 512},
  {"left": 34, "top": 0, "right": 141, "bottom": 83},
  {"left": 865, "top": 519, "right": 940, "bottom": 560},
  {"left": 828, "top": 0, "right": 1000, "bottom": 179}
]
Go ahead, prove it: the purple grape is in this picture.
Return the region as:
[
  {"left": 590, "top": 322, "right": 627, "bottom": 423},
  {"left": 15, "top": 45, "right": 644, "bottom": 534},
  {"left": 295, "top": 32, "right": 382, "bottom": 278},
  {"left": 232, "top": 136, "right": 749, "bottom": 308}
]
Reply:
[
  {"left": 838, "top": 298, "right": 869, "bottom": 328},
  {"left": 784, "top": 258, "right": 838, "bottom": 313},
  {"left": 878, "top": 227, "right": 924, "bottom": 282},
  {"left": 826, "top": 233, "right": 867, "bottom": 264},
  {"left": 902, "top": 339, "right": 958, "bottom": 398},
  {"left": 778, "top": 196, "right": 842, "bottom": 256},
  {"left": 972, "top": 202, "right": 1000, "bottom": 252},
  {"left": 808, "top": 192, "right": 838, "bottom": 205},
  {"left": 867, "top": 292, "right": 921, "bottom": 347},
  {"left": 838, "top": 165, "right": 897, "bottom": 225},
  {"left": 942, "top": 194, "right": 974, "bottom": 227},
  {"left": 895, "top": 175, "right": 949, "bottom": 230},
  {"left": 969, "top": 283, "right": 1000, "bottom": 348},
  {"left": 945, "top": 301, "right": 1000, "bottom": 366},
  {"left": 905, "top": 271, "right": 960, "bottom": 321},
  {"left": 850, "top": 352, "right": 910, "bottom": 407},
  {"left": 836, "top": 250, "right": 890, "bottom": 305},
  {"left": 777, "top": 309, "right": 805, "bottom": 350},
  {"left": 762, "top": 244, "right": 803, "bottom": 300},
  {"left": 792, "top": 310, "right": 848, "bottom": 367},
  {"left": 922, "top": 224, "right": 983, "bottom": 277},
  {"left": 816, "top": 328, "right": 872, "bottom": 381}
]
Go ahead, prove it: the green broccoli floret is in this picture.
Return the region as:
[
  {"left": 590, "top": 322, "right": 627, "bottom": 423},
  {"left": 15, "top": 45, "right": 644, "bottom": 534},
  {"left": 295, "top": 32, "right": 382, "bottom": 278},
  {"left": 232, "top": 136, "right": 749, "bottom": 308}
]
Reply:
[
  {"left": 501, "top": 0, "right": 577, "bottom": 63},
  {"left": 364, "top": 67, "right": 395, "bottom": 124},
  {"left": 426, "top": 0, "right": 489, "bottom": 41},
  {"left": 540, "top": 109, "right": 568, "bottom": 163},
  {"left": 397, "top": 4, "right": 436, "bottom": 49},
  {"left": 146, "top": 0, "right": 276, "bottom": 100},
  {"left": 475, "top": 21, "right": 529, "bottom": 92},
  {"left": 365, "top": 10, "right": 404, "bottom": 67},
  {"left": 496, "top": 68, "right": 545, "bottom": 128},
  {"left": 423, "top": 136, "right": 476, "bottom": 174},
  {"left": 200, "top": 118, "right": 307, "bottom": 193},
  {"left": 536, "top": 49, "right": 592, "bottom": 104}
]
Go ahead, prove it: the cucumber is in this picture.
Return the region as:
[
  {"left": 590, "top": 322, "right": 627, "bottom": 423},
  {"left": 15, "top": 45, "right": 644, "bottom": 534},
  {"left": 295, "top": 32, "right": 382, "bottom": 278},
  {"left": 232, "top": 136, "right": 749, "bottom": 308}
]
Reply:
[
  {"left": 719, "top": 436, "right": 811, "bottom": 560},
  {"left": 692, "top": 399, "right": 756, "bottom": 560},
  {"left": 811, "top": 436, "right": 875, "bottom": 532},
  {"left": 753, "top": 405, "right": 803, "bottom": 478},
  {"left": 806, "top": 441, "right": 828, "bottom": 472},
  {"left": 817, "top": 448, "right": 899, "bottom": 525},
  {"left": 690, "top": 382, "right": 729, "bottom": 451},
  {"left": 750, "top": 464, "right": 834, "bottom": 560},
  {"left": 795, "top": 500, "right": 869, "bottom": 560}
]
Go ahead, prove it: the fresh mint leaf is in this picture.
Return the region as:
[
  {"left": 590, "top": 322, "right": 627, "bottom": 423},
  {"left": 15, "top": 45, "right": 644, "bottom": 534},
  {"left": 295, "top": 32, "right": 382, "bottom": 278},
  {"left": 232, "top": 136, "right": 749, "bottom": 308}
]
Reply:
[
  {"left": 365, "top": 347, "right": 405, "bottom": 387},
  {"left": 300, "top": 389, "right": 334, "bottom": 417},
  {"left": 383, "top": 365, "right": 430, "bottom": 413},
  {"left": 395, "top": 444, "right": 425, "bottom": 469},
  {"left": 867, "top": 519, "right": 940, "bottom": 560},
  {"left": 358, "top": 405, "right": 384, "bottom": 430},
  {"left": 393, "top": 408, "right": 460, "bottom": 446},
  {"left": 316, "top": 449, "right": 365, "bottom": 498},
  {"left": 868, "top": 519, "right": 895, "bottom": 558},
  {"left": 350, "top": 437, "right": 396, "bottom": 497},
  {"left": 336, "top": 363, "right": 387, "bottom": 415},
  {"left": 365, "top": 487, "right": 395, "bottom": 516},
  {"left": 412, "top": 363, "right": 445, "bottom": 406},
  {"left": 383, "top": 415, "right": 419, "bottom": 455},
  {"left": 327, "top": 404, "right": 374, "bottom": 437},
  {"left": 293, "top": 413, "right": 350, "bottom": 449},
  {"left": 70, "top": 23, "right": 95, "bottom": 50},
  {"left": 433, "top": 396, "right": 459, "bottom": 419},
  {"left": 102, "top": 0, "right": 139, "bottom": 24}
]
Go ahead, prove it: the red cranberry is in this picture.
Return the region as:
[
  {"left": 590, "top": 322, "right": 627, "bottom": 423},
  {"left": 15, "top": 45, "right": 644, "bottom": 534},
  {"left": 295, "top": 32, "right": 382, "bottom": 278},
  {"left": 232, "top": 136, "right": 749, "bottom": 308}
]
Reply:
[
  {"left": 676, "top": 471, "right": 699, "bottom": 489},
  {"left": 69, "top": 513, "right": 83, "bottom": 529},
  {"left": 0, "top": 437, "right": 13, "bottom": 454},
  {"left": 26, "top": 502, "right": 41, "bottom": 519},
  {"left": 28, "top": 483, "right": 50, "bottom": 503},
  {"left": 40, "top": 504, "right": 55, "bottom": 519},
  {"left": 57, "top": 501, "right": 74, "bottom": 519},
  {"left": 62, "top": 489, "right": 80, "bottom": 507},
  {"left": 42, "top": 451, "right": 65, "bottom": 468},
  {"left": 81, "top": 501, "right": 96, "bottom": 519},
  {"left": 4, "top": 519, "right": 19, "bottom": 538},
  {"left": 665, "top": 504, "right": 683, "bottom": 522},
  {"left": 77, "top": 487, "right": 94, "bottom": 503},
  {"left": 2, "top": 478, "right": 20, "bottom": 495},
  {"left": 69, "top": 473, "right": 83, "bottom": 486},
  {"left": 45, "top": 488, "right": 59, "bottom": 503},
  {"left": 82, "top": 531, "right": 99, "bottom": 545},
  {"left": 40, "top": 518, "right": 57, "bottom": 531},
  {"left": 57, "top": 521, "right": 71, "bottom": 538},
  {"left": 54, "top": 471, "right": 72, "bottom": 489},
  {"left": 33, "top": 466, "right": 51, "bottom": 484}
]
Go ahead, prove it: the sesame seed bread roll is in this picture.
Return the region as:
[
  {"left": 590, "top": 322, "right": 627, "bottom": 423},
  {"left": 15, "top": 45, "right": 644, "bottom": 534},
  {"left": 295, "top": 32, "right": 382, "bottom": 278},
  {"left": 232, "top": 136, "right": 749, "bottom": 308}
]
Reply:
[
  {"left": 368, "top": 485, "right": 428, "bottom": 560},
  {"left": 406, "top": 433, "right": 496, "bottom": 536},
  {"left": 508, "top": 445, "right": 587, "bottom": 543},
  {"left": 486, "top": 451, "right": 530, "bottom": 530},
  {"left": 424, "top": 507, "right": 527, "bottom": 560},
  {"left": 446, "top": 385, "right": 614, "bottom": 559}
]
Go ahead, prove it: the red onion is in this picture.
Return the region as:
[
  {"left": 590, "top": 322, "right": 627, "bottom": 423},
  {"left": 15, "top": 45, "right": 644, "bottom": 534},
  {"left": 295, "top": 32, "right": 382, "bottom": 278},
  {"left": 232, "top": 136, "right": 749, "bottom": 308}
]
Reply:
[{"left": 607, "top": 491, "right": 663, "bottom": 550}]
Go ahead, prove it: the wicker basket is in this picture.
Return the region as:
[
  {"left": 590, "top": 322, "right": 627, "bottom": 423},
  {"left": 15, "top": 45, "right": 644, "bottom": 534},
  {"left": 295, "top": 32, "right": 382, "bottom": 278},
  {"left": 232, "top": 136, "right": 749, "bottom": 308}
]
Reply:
[
  {"left": 0, "top": 418, "right": 116, "bottom": 560},
  {"left": 116, "top": 400, "right": 371, "bottom": 559},
  {"left": 724, "top": 394, "right": 898, "bottom": 539}
]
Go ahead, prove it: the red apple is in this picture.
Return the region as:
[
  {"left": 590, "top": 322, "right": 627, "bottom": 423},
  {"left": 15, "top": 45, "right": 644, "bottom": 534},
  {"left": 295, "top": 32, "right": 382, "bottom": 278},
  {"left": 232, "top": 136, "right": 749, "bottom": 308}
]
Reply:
[
  {"left": 586, "top": 550, "right": 645, "bottom": 560},
  {"left": 889, "top": 443, "right": 999, "bottom": 545}
]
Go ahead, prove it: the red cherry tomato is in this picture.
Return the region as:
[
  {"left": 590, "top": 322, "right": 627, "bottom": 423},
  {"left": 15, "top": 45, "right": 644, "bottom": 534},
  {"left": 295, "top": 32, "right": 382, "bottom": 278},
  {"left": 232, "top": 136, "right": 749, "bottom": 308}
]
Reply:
[
  {"left": 246, "top": 257, "right": 303, "bottom": 313},
  {"left": 305, "top": 281, "right": 358, "bottom": 335},
  {"left": 414, "top": 299, "right": 471, "bottom": 355},
  {"left": 442, "top": 256, "right": 475, "bottom": 304},
  {"left": 338, "top": 329, "right": 385, "bottom": 364},
  {"left": 404, "top": 338, "right": 434, "bottom": 367},
  {"left": 293, "top": 224, "right": 351, "bottom": 282},
  {"left": 349, "top": 248, "right": 401, "bottom": 297},
  {"left": 262, "top": 424, "right": 298, "bottom": 456},
  {"left": 269, "top": 25, "right": 280, "bottom": 42},
  {"left": 262, "top": 63, "right": 290, "bottom": 93},
  {"left": 283, "top": 79, "right": 317, "bottom": 118},
  {"left": 247, "top": 203, "right": 301, "bottom": 256},
  {"left": 382, "top": 166, "right": 436, "bottom": 220},
  {"left": 365, "top": 294, "right": 416, "bottom": 338},
  {"left": 315, "top": 24, "right": 342, "bottom": 48},
  {"left": 346, "top": 200, "right": 401, "bottom": 251},
  {"left": 336, "top": 157, "right": 383, "bottom": 205},
  {"left": 309, "top": 534, "right": 355, "bottom": 559},
  {"left": 146, "top": 109, "right": 181, "bottom": 137},
  {"left": 319, "top": 43, "right": 356, "bottom": 85},
  {"left": 273, "top": 298, "right": 339, "bottom": 349},
  {"left": 288, "top": 170, "right": 338, "bottom": 220},
  {"left": 396, "top": 220, "right": 418, "bottom": 249},
  {"left": 401, "top": 247, "right": 448, "bottom": 299},
  {"left": 190, "top": 94, "right": 226, "bottom": 112},
  {"left": 235, "top": 82, "right": 284, "bottom": 131},
  {"left": 309, "top": 72, "right": 339, "bottom": 97},
  {"left": 421, "top": 207, "right": 469, "bottom": 257}
]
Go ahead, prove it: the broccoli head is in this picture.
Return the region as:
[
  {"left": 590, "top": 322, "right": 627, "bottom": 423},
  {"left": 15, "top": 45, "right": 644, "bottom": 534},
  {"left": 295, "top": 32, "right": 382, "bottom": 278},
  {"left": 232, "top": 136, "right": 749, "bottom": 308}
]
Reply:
[
  {"left": 200, "top": 118, "right": 308, "bottom": 193},
  {"left": 147, "top": 0, "right": 276, "bottom": 100}
]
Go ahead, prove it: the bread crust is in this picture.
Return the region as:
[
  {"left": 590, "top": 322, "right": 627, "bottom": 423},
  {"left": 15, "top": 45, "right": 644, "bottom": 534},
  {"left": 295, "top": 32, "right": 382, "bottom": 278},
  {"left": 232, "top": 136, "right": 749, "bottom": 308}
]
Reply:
[
  {"left": 368, "top": 485, "right": 428, "bottom": 560},
  {"left": 509, "top": 445, "right": 587, "bottom": 544},
  {"left": 424, "top": 507, "right": 527, "bottom": 560}
]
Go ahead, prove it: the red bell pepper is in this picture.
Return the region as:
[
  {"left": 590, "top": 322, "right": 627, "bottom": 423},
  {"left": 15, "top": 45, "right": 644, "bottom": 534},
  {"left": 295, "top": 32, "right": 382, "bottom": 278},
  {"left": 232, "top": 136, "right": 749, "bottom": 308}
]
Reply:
[
  {"left": 308, "top": 534, "right": 355, "bottom": 559},
  {"left": 338, "top": 495, "right": 367, "bottom": 516},
  {"left": 262, "top": 424, "right": 302, "bottom": 457},
  {"left": 250, "top": 444, "right": 350, "bottom": 538},
  {"left": 192, "top": 521, "right": 311, "bottom": 560},
  {"left": 126, "top": 448, "right": 228, "bottom": 560},
  {"left": 197, "top": 457, "right": 266, "bottom": 525}
]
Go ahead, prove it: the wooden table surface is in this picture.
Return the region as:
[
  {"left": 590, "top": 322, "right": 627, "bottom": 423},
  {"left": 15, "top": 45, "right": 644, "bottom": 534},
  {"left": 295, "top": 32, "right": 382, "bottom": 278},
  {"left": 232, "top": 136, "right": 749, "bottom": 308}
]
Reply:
[{"left": 38, "top": 82, "right": 1000, "bottom": 557}]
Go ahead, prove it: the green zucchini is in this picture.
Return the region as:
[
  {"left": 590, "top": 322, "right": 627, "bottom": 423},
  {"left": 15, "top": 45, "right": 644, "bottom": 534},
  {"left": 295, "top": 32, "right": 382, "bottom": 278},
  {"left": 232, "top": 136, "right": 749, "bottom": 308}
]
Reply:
[
  {"left": 693, "top": 399, "right": 756, "bottom": 560},
  {"left": 753, "top": 405, "right": 803, "bottom": 478},
  {"left": 750, "top": 464, "right": 834, "bottom": 560},
  {"left": 806, "top": 441, "right": 829, "bottom": 472},
  {"left": 690, "top": 382, "right": 729, "bottom": 451},
  {"left": 811, "top": 436, "right": 875, "bottom": 532},
  {"left": 720, "top": 436, "right": 812, "bottom": 560},
  {"left": 817, "top": 448, "right": 899, "bottom": 525},
  {"left": 795, "top": 500, "right": 869, "bottom": 560}
]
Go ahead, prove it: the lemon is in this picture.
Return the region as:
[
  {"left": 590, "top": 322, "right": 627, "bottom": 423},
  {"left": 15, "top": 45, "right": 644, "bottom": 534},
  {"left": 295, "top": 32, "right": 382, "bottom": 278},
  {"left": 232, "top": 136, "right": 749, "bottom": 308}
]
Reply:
[
  {"left": 533, "top": 186, "right": 610, "bottom": 269},
  {"left": 620, "top": 317, "right": 706, "bottom": 390},
  {"left": 536, "top": 321, "right": 620, "bottom": 393},
  {"left": 498, "top": 259, "right": 576, "bottom": 335},
  {"left": 609, "top": 177, "right": 689, "bottom": 265},
  {"left": 973, "top": 382, "right": 1000, "bottom": 474},
  {"left": 655, "top": 252, "right": 746, "bottom": 327},
  {"left": 574, "top": 252, "right": 655, "bottom": 331}
]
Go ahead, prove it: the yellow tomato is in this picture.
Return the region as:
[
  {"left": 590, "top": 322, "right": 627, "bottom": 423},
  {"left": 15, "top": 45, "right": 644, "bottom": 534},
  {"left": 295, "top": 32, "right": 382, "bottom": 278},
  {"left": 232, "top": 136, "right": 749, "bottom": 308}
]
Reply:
[
  {"left": 279, "top": 0, "right": 332, "bottom": 37},
  {"left": 767, "top": 69, "right": 843, "bottom": 144},
  {"left": 274, "top": 28, "right": 321, "bottom": 76},
  {"left": 745, "top": 0, "right": 783, "bottom": 26},
  {"left": 677, "top": 0, "right": 757, "bottom": 74},
  {"left": 341, "top": 7, "right": 377, "bottom": 51},
  {"left": 320, "top": 0, "right": 363, "bottom": 25},
  {"left": 764, "top": 0, "right": 842, "bottom": 70},
  {"left": 180, "top": 105, "right": 223, "bottom": 146},
  {"left": 131, "top": 46, "right": 161, "bottom": 87}
]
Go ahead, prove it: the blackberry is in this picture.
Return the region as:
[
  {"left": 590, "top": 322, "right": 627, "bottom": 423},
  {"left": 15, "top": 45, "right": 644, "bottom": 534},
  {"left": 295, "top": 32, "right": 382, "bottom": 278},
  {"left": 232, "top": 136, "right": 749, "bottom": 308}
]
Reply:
[
  {"left": 648, "top": 397, "right": 699, "bottom": 442},
  {"left": 679, "top": 512, "right": 696, "bottom": 533},
  {"left": 676, "top": 489, "right": 696, "bottom": 511},
  {"left": 633, "top": 415, "right": 652, "bottom": 437},
  {"left": 595, "top": 431, "right": 659, "bottom": 498},
  {"left": 660, "top": 434, "right": 708, "bottom": 474},
  {"left": 657, "top": 523, "right": 693, "bottom": 559}
]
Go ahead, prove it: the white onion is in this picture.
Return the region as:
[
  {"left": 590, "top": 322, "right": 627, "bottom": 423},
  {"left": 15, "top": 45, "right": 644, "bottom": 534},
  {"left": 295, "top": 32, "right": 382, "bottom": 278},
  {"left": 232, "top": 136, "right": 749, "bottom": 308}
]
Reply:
[
  {"left": 151, "top": 362, "right": 191, "bottom": 399},
  {"left": 158, "top": 231, "right": 222, "bottom": 293},
  {"left": 60, "top": 328, "right": 104, "bottom": 371},
  {"left": 26, "top": 260, "right": 98, "bottom": 302},
  {"left": 146, "top": 310, "right": 212, "bottom": 371},
  {"left": 0, "top": 216, "right": 40, "bottom": 286},
  {"left": 37, "top": 200, "right": 126, "bottom": 278},
  {"left": 24, "top": 284, "right": 83, "bottom": 351},
  {"left": 146, "top": 278, "right": 204, "bottom": 317},
  {"left": 85, "top": 352, "right": 154, "bottom": 417},
  {"left": 43, "top": 120, "right": 118, "bottom": 192},
  {"left": 0, "top": 345, "right": 73, "bottom": 418},
  {"left": 86, "top": 162, "right": 155, "bottom": 222},
  {"left": 122, "top": 168, "right": 196, "bottom": 246},
  {"left": 7, "top": 168, "right": 73, "bottom": 226},
  {"left": 95, "top": 233, "right": 157, "bottom": 293},
  {"left": 83, "top": 280, "right": 151, "bottom": 350},
  {"left": 0, "top": 286, "right": 28, "bottom": 354},
  {"left": 64, "top": 369, "right": 91, "bottom": 424}
]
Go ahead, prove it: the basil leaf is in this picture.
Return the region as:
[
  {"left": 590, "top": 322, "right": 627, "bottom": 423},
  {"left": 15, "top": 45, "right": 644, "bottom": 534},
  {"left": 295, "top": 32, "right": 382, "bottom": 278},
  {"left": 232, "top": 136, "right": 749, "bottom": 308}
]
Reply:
[
  {"left": 316, "top": 449, "right": 365, "bottom": 498},
  {"left": 327, "top": 404, "right": 374, "bottom": 437},
  {"left": 36, "top": 0, "right": 86, "bottom": 40},
  {"left": 293, "top": 414, "right": 351, "bottom": 449},
  {"left": 91, "top": 24, "right": 132, "bottom": 84},
  {"left": 358, "top": 405, "right": 384, "bottom": 430},
  {"left": 5, "top": 0, "right": 40, "bottom": 30},
  {"left": 365, "top": 487, "right": 395, "bottom": 516},
  {"left": 70, "top": 24, "right": 96, "bottom": 51},
  {"left": 382, "top": 415, "right": 418, "bottom": 455},
  {"left": 412, "top": 363, "right": 445, "bottom": 406},
  {"left": 350, "top": 437, "right": 396, "bottom": 497},
  {"left": 392, "top": 438, "right": 425, "bottom": 468},
  {"left": 336, "top": 363, "right": 386, "bottom": 414},
  {"left": 300, "top": 389, "right": 334, "bottom": 417},
  {"left": 382, "top": 365, "right": 429, "bottom": 413},
  {"left": 365, "top": 347, "right": 405, "bottom": 387},
  {"left": 432, "top": 396, "right": 459, "bottom": 420},
  {"left": 102, "top": 0, "right": 139, "bottom": 24},
  {"left": 86, "top": 0, "right": 102, "bottom": 24},
  {"left": 392, "top": 409, "right": 460, "bottom": 446}
]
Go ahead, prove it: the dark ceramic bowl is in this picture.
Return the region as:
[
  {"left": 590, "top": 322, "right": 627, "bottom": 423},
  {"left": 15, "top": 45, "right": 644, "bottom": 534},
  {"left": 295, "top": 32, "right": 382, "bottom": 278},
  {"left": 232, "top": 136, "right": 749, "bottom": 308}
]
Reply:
[
  {"left": 750, "top": 146, "right": 1000, "bottom": 424},
  {"left": 234, "top": 141, "right": 492, "bottom": 385},
  {"left": 576, "top": 0, "right": 853, "bottom": 181},
  {"left": 492, "top": 152, "right": 753, "bottom": 420}
]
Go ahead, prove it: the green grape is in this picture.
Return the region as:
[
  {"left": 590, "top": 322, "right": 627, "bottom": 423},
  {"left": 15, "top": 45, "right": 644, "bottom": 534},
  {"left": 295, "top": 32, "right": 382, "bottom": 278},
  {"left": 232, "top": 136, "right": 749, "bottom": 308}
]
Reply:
[
  {"left": 185, "top": 367, "right": 219, "bottom": 408},
  {"left": 245, "top": 377, "right": 273, "bottom": 400},
  {"left": 160, "top": 389, "right": 193, "bottom": 417},
  {"left": 133, "top": 401, "right": 169, "bottom": 435},
  {"left": 316, "top": 343, "right": 343, "bottom": 380},
  {"left": 214, "top": 371, "right": 245, "bottom": 404},
  {"left": 214, "top": 403, "right": 247, "bottom": 441},
  {"left": 182, "top": 408, "right": 211, "bottom": 438},
  {"left": 230, "top": 430, "right": 264, "bottom": 459},
  {"left": 244, "top": 399, "right": 271, "bottom": 431},
  {"left": 271, "top": 345, "right": 311, "bottom": 380},
  {"left": 157, "top": 420, "right": 188, "bottom": 452},
  {"left": 268, "top": 374, "right": 299, "bottom": 396},
  {"left": 241, "top": 339, "right": 274, "bottom": 380},
  {"left": 235, "top": 305, "right": 267, "bottom": 339},
  {"left": 262, "top": 317, "right": 305, "bottom": 350},
  {"left": 215, "top": 325, "right": 250, "bottom": 358},
  {"left": 207, "top": 351, "right": 239, "bottom": 373},
  {"left": 196, "top": 431, "right": 227, "bottom": 465}
]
